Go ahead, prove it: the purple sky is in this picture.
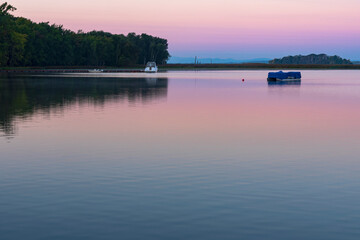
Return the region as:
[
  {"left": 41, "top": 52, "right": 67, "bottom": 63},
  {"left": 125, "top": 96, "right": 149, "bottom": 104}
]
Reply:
[{"left": 8, "top": 0, "right": 360, "bottom": 60}]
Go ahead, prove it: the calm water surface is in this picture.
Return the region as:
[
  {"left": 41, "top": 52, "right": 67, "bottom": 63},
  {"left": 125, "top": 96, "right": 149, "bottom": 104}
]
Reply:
[{"left": 1, "top": 70, "right": 360, "bottom": 240}]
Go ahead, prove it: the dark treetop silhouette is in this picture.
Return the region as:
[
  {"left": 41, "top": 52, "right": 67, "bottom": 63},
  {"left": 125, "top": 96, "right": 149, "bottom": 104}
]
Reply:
[{"left": 270, "top": 54, "right": 352, "bottom": 65}]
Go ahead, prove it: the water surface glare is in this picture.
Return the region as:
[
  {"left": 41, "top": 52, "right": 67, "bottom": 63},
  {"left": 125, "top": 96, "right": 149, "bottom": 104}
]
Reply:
[{"left": 1, "top": 70, "right": 360, "bottom": 240}]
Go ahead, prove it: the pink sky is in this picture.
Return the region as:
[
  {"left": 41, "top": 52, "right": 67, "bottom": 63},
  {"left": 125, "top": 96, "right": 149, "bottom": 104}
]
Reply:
[{"left": 8, "top": 0, "right": 360, "bottom": 59}]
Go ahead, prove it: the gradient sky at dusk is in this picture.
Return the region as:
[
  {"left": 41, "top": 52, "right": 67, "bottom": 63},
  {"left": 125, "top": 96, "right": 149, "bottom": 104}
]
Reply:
[{"left": 8, "top": 0, "right": 360, "bottom": 60}]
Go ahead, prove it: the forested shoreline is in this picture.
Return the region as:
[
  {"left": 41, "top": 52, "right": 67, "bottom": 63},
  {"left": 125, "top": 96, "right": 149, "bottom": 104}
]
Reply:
[
  {"left": 0, "top": 2, "right": 170, "bottom": 67},
  {"left": 270, "top": 54, "right": 352, "bottom": 65}
]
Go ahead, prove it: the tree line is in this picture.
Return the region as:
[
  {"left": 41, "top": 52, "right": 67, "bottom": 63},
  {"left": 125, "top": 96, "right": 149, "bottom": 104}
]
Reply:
[
  {"left": 270, "top": 54, "right": 352, "bottom": 65},
  {"left": 0, "top": 2, "right": 170, "bottom": 67}
]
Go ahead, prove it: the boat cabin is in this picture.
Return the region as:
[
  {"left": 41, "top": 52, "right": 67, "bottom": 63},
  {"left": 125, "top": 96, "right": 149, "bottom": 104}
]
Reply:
[
  {"left": 267, "top": 71, "right": 301, "bottom": 81},
  {"left": 145, "top": 62, "right": 158, "bottom": 73}
]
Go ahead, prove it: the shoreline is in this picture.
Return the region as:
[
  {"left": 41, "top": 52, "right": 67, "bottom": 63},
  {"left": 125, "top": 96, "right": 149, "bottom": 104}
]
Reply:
[
  {"left": 162, "top": 63, "right": 360, "bottom": 70},
  {"left": 1, "top": 64, "right": 360, "bottom": 73}
]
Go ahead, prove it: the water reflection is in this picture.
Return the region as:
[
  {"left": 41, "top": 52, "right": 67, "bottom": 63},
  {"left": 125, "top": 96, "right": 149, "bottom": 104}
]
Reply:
[
  {"left": 0, "top": 74, "right": 168, "bottom": 136},
  {"left": 1, "top": 71, "right": 360, "bottom": 240},
  {"left": 267, "top": 80, "right": 301, "bottom": 87},
  {"left": 267, "top": 80, "right": 301, "bottom": 97}
]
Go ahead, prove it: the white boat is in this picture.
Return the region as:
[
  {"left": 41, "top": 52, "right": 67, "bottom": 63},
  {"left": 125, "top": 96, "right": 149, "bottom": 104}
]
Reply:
[
  {"left": 88, "top": 69, "right": 104, "bottom": 73},
  {"left": 144, "top": 62, "right": 158, "bottom": 73}
]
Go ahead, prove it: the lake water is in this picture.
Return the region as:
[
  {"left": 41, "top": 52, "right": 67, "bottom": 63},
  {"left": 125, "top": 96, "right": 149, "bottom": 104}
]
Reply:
[{"left": 1, "top": 70, "right": 360, "bottom": 240}]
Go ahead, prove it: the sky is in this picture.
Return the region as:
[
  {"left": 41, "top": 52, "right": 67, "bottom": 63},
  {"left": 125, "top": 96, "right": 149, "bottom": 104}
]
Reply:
[{"left": 7, "top": 0, "right": 360, "bottom": 60}]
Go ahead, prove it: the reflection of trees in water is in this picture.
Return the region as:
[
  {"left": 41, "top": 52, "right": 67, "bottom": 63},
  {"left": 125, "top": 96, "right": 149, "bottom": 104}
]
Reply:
[{"left": 0, "top": 75, "right": 168, "bottom": 135}]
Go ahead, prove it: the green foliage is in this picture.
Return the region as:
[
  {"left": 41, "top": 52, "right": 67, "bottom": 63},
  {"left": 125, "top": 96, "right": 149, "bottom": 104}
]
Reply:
[
  {"left": 0, "top": 3, "right": 170, "bottom": 67},
  {"left": 6, "top": 31, "right": 27, "bottom": 66},
  {"left": 0, "top": 2, "right": 19, "bottom": 66}
]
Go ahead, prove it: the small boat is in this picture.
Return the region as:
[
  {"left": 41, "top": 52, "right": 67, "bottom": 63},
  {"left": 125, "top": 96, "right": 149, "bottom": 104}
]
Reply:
[
  {"left": 267, "top": 71, "right": 301, "bottom": 81},
  {"left": 144, "top": 62, "right": 158, "bottom": 73},
  {"left": 88, "top": 69, "right": 104, "bottom": 73}
]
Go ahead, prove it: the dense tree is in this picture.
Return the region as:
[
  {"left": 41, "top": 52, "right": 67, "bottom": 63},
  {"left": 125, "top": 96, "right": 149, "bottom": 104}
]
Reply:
[
  {"left": 0, "top": 2, "right": 170, "bottom": 67},
  {"left": 1, "top": 2, "right": 27, "bottom": 66},
  {"left": 270, "top": 54, "right": 352, "bottom": 65}
]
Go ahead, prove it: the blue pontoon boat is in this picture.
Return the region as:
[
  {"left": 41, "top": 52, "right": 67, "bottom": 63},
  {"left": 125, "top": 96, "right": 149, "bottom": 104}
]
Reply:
[{"left": 267, "top": 71, "right": 301, "bottom": 81}]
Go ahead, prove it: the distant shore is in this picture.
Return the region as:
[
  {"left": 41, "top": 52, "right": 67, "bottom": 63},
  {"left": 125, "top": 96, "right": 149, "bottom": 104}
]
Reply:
[
  {"left": 162, "top": 63, "right": 360, "bottom": 70},
  {"left": 2, "top": 64, "right": 360, "bottom": 73}
]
